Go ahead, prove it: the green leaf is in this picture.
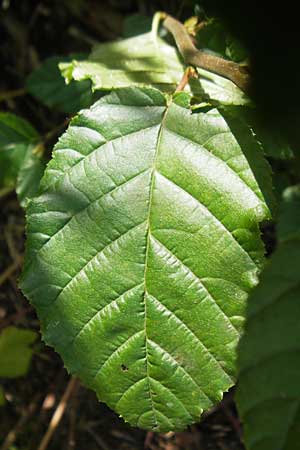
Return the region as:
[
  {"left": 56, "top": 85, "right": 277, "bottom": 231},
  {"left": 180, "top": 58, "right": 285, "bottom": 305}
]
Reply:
[
  {"left": 278, "top": 185, "right": 300, "bottom": 241},
  {"left": 123, "top": 14, "right": 152, "bottom": 38},
  {"left": 0, "top": 326, "right": 37, "bottom": 378},
  {"left": 16, "top": 144, "right": 46, "bottom": 207},
  {"left": 227, "top": 107, "right": 294, "bottom": 160},
  {"left": 60, "top": 32, "right": 250, "bottom": 106},
  {"left": 196, "top": 19, "right": 227, "bottom": 56},
  {"left": 26, "top": 56, "right": 95, "bottom": 113},
  {"left": 59, "top": 34, "right": 183, "bottom": 93},
  {"left": 0, "top": 113, "right": 45, "bottom": 205},
  {"left": 225, "top": 35, "right": 248, "bottom": 63},
  {"left": 0, "top": 113, "right": 39, "bottom": 189},
  {"left": 196, "top": 19, "right": 248, "bottom": 63},
  {"left": 21, "top": 87, "right": 271, "bottom": 431},
  {"left": 237, "top": 186, "right": 300, "bottom": 450}
]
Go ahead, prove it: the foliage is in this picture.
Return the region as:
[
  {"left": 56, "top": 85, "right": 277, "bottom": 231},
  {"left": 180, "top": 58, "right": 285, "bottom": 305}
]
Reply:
[
  {"left": 237, "top": 186, "right": 300, "bottom": 450},
  {"left": 0, "top": 326, "right": 37, "bottom": 405},
  {"left": 196, "top": 18, "right": 248, "bottom": 63},
  {"left": 0, "top": 326, "right": 37, "bottom": 378},
  {"left": 20, "top": 86, "right": 272, "bottom": 430},
  {"left": 26, "top": 55, "right": 96, "bottom": 114},
  {"left": 0, "top": 113, "right": 45, "bottom": 206},
  {"left": 60, "top": 32, "right": 250, "bottom": 106},
  {"left": 0, "top": 5, "right": 299, "bottom": 445}
]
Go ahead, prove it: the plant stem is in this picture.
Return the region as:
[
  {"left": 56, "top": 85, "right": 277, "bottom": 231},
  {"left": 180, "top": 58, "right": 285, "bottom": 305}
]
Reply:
[
  {"left": 163, "top": 14, "right": 251, "bottom": 92},
  {"left": 151, "top": 11, "right": 166, "bottom": 41},
  {"left": 175, "top": 66, "right": 198, "bottom": 92}
]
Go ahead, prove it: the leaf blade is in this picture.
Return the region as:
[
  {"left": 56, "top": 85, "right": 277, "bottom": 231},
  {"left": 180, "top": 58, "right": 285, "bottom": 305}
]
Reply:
[
  {"left": 237, "top": 186, "right": 300, "bottom": 450},
  {"left": 21, "top": 87, "right": 271, "bottom": 431}
]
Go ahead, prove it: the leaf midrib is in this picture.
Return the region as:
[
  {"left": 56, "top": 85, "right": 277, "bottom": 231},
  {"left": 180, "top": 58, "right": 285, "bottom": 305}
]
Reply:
[{"left": 142, "top": 99, "right": 170, "bottom": 428}]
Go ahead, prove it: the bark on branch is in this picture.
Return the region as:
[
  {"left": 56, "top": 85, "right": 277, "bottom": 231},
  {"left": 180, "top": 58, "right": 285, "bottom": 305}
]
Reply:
[{"left": 163, "top": 15, "right": 251, "bottom": 93}]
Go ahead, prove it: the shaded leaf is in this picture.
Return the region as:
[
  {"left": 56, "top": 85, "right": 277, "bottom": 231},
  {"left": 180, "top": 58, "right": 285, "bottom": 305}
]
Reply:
[
  {"left": 277, "top": 185, "right": 300, "bottom": 241},
  {"left": 21, "top": 87, "right": 271, "bottom": 431},
  {"left": 60, "top": 32, "right": 250, "bottom": 106},
  {"left": 0, "top": 113, "right": 45, "bottom": 205},
  {"left": 237, "top": 186, "right": 300, "bottom": 450},
  {"left": 196, "top": 19, "right": 248, "bottom": 63},
  {"left": 0, "top": 326, "right": 37, "bottom": 378},
  {"left": 16, "top": 143, "right": 46, "bottom": 207},
  {"left": 26, "top": 56, "right": 95, "bottom": 113},
  {"left": 229, "top": 107, "right": 294, "bottom": 160},
  {"left": 123, "top": 14, "right": 152, "bottom": 38}
]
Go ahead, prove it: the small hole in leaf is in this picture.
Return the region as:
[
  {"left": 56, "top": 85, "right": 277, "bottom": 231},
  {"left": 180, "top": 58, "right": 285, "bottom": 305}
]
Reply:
[{"left": 121, "top": 364, "right": 128, "bottom": 371}]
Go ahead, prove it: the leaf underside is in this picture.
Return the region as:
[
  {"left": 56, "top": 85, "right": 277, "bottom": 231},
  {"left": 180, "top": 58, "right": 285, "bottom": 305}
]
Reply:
[
  {"left": 237, "top": 187, "right": 300, "bottom": 450},
  {"left": 60, "top": 32, "right": 250, "bottom": 106},
  {"left": 21, "top": 87, "right": 271, "bottom": 431}
]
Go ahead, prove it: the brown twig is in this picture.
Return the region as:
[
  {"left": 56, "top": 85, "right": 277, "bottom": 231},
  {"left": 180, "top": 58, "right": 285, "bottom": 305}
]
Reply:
[
  {"left": 175, "top": 66, "right": 198, "bottom": 92},
  {"left": 37, "top": 377, "right": 79, "bottom": 450},
  {"left": 163, "top": 14, "right": 250, "bottom": 92}
]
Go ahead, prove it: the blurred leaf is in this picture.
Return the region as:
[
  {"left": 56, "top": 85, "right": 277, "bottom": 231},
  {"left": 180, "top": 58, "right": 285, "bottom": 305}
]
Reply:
[
  {"left": 60, "top": 32, "right": 249, "bottom": 106},
  {"left": 196, "top": 19, "right": 227, "bottom": 56},
  {"left": 0, "top": 113, "right": 38, "bottom": 146},
  {"left": 0, "top": 113, "right": 39, "bottom": 190},
  {"left": 0, "top": 113, "right": 46, "bottom": 205},
  {"left": 26, "top": 55, "right": 95, "bottom": 114},
  {"left": 196, "top": 19, "right": 248, "bottom": 63},
  {"left": 225, "top": 34, "right": 248, "bottom": 63},
  {"left": 0, "top": 326, "right": 37, "bottom": 378},
  {"left": 278, "top": 185, "right": 300, "bottom": 241},
  {"left": 123, "top": 14, "right": 152, "bottom": 37},
  {"left": 16, "top": 143, "right": 46, "bottom": 207},
  {"left": 237, "top": 186, "right": 300, "bottom": 450}
]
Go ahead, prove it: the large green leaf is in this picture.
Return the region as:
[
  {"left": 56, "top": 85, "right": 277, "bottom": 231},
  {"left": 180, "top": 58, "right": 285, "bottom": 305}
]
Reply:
[
  {"left": 60, "top": 32, "right": 249, "bottom": 106},
  {"left": 237, "top": 186, "right": 300, "bottom": 450},
  {"left": 21, "top": 87, "right": 271, "bottom": 431}
]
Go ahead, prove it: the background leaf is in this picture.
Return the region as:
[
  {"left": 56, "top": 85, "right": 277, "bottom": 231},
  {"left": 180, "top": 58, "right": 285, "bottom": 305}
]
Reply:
[
  {"left": 0, "top": 113, "right": 45, "bottom": 205},
  {"left": 21, "top": 87, "right": 271, "bottom": 431},
  {"left": 60, "top": 32, "right": 250, "bottom": 106},
  {"left": 0, "top": 326, "right": 37, "bottom": 378},
  {"left": 26, "top": 55, "right": 96, "bottom": 114},
  {"left": 237, "top": 186, "right": 300, "bottom": 450},
  {"left": 123, "top": 14, "right": 152, "bottom": 37},
  {"left": 196, "top": 19, "right": 248, "bottom": 63}
]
